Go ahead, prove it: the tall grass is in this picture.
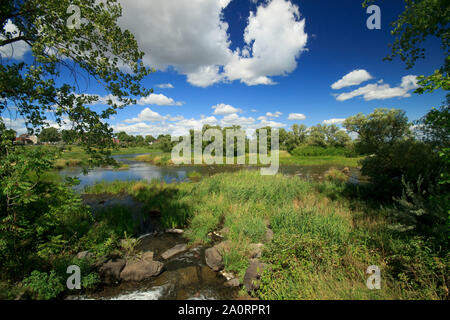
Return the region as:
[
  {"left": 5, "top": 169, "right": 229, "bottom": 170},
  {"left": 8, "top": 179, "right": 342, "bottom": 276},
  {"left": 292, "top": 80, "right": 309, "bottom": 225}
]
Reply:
[{"left": 83, "top": 171, "right": 449, "bottom": 300}]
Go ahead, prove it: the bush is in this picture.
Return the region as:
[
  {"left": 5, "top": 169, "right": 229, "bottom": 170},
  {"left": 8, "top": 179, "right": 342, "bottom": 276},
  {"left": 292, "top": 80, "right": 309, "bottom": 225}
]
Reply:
[
  {"left": 291, "top": 145, "right": 353, "bottom": 157},
  {"left": 324, "top": 167, "right": 349, "bottom": 183},
  {"left": 23, "top": 270, "right": 64, "bottom": 300}
]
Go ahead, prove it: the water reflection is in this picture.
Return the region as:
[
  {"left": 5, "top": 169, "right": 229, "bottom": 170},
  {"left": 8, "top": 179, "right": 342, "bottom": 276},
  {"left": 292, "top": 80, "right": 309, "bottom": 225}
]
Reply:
[{"left": 58, "top": 154, "right": 361, "bottom": 190}]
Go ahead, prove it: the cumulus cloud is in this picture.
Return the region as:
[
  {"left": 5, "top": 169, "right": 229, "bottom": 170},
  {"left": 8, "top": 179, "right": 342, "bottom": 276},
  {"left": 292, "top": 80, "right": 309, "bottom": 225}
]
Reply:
[
  {"left": 138, "top": 93, "right": 184, "bottom": 106},
  {"left": 212, "top": 103, "right": 243, "bottom": 115},
  {"left": 124, "top": 107, "right": 169, "bottom": 123},
  {"left": 0, "top": 20, "right": 30, "bottom": 60},
  {"left": 323, "top": 118, "right": 346, "bottom": 125},
  {"left": 331, "top": 69, "right": 373, "bottom": 90},
  {"left": 118, "top": 0, "right": 307, "bottom": 87},
  {"left": 335, "top": 75, "right": 419, "bottom": 101},
  {"left": 288, "top": 113, "right": 306, "bottom": 120}
]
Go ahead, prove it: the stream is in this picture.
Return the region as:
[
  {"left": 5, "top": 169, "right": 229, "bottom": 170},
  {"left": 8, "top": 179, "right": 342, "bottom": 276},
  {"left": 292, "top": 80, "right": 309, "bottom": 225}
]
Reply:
[{"left": 64, "top": 154, "right": 360, "bottom": 300}]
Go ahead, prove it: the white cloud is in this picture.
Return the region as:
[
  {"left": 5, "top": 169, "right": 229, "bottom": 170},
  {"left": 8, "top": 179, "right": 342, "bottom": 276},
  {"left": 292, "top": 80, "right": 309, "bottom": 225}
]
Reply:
[
  {"left": 212, "top": 103, "right": 243, "bottom": 115},
  {"left": 331, "top": 69, "right": 373, "bottom": 90},
  {"left": 156, "top": 83, "right": 174, "bottom": 89},
  {"left": 118, "top": 0, "right": 307, "bottom": 87},
  {"left": 336, "top": 75, "right": 419, "bottom": 101},
  {"left": 266, "top": 111, "right": 282, "bottom": 118},
  {"left": 124, "top": 107, "right": 168, "bottom": 123},
  {"left": 138, "top": 93, "right": 184, "bottom": 106},
  {"left": 0, "top": 20, "right": 30, "bottom": 60},
  {"left": 323, "top": 118, "right": 346, "bottom": 125},
  {"left": 221, "top": 113, "right": 256, "bottom": 127},
  {"left": 288, "top": 113, "right": 306, "bottom": 120},
  {"left": 223, "top": 0, "right": 308, "bottom": 86}
]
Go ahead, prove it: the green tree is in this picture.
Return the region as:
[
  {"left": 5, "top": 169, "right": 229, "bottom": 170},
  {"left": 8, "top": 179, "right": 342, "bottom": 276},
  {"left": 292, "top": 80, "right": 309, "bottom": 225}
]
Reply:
[
  {"left": 364, "top": 0, "right": 449, "bottom": 93},
  {"left": 61, "top": 129, "right": 77, "bottom": 145},
  {"left": 39, "top": 127, "right": 61, "bottom": 143},
  {"left": 145, "top": 135, "right": 156, "bottom": 144}
]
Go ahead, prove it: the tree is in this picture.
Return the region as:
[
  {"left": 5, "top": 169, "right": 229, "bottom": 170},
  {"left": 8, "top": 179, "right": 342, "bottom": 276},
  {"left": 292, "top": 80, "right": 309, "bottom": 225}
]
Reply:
[
  {"left": 344, "top": 108, "right": 441, "bottom": 196},
  {"left": 364, "top": 0, "right": 449, "bottom": 94},
  {"left": 1, "top": 0, "right": 152, "bottom": 161},
  {"left": 39, "top": 127, "right": 61, "bottom": 143},
  {"left": 61, "top": 129, "right": 77, "bottom": 145},
  {"left": 0, "top": 1, "right": 152, "bottom": 279},
  {"left": 145, "top": 135, "right": 156, "bottom": 144}
]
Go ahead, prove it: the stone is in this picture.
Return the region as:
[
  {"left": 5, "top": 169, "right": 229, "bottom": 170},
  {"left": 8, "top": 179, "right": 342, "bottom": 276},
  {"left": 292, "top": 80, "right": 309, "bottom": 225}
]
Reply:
[
  {"left": 248, "top": 243, "right": 264, "bottom": 259},
  {"left": 225, "top": 278, "right": 240, "bottom": 287},
  {"left": 205, "top": 247, "right": 224, "bottom": 271},
  {"left": 342, "top": 167, "right": 350, "bottom": 175},
  {"left": 120, "top": 259, "right": 163, "bottom": 281},
  {"left": 98, "top": 257, "right": 126, "bottom": 284},
  {"left": 166, "top": 228, "right": 184, "bottom": 234},
  {"left": 75, "top": 250, "right": 94, "bottom": 260},
  {"left": 177, "top": 266, "right": 199, "bottom": 286},
  {"left": 161, "top": 243, "right": 188, "bottom": 260},
  {"left": 141, "top": 251, "right": 154, "bottom": 261},
  {"left": 265, "top": 228, "right": 274, "bottom": 242},
  {"left": 215, "top": 240, "right": 232, "bottom": 254},
  {"left": 243, "top": 259, "right": 268, "bottom": 293}
]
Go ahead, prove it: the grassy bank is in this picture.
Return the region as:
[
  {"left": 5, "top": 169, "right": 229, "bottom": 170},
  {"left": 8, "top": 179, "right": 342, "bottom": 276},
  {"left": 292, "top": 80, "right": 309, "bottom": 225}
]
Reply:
[
  {"left": 84, "top": 171, "right": 448, "bottom": 300},
  {"left": 133, "top": 150, "right": 362, "bottom": 168}
]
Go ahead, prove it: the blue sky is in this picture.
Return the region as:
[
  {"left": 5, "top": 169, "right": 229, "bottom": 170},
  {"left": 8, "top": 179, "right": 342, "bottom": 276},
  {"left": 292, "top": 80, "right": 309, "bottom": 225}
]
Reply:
[{"left": 1, "top": 0, "right": 446, "bottom": 136}]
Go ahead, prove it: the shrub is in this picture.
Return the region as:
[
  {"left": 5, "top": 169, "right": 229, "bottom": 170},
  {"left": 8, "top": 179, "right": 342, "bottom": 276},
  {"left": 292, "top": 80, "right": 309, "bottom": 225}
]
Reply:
[
  {"left": 23, "top": 271, "right": 64, "bottom": 300},
  {"left": 324, "top": 167, "right": 349, "bottom": 183}
]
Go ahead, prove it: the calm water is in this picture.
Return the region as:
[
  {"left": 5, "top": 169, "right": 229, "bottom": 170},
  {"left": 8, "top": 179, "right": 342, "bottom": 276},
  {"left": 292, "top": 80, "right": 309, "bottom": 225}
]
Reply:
[{"left": 58, "top": 153, "right": 361, "bottom": 190}]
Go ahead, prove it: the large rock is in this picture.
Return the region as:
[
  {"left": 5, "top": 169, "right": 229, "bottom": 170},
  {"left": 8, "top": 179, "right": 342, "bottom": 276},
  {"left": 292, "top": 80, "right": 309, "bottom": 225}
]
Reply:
[
  {"left": 205, "top": 247, "right": 224, "bottom": 271},
  {"left": 75, "top": 250, "right": 94, "bottom": 260},
  {"left": 243, "top": 259, "right": 268, "bottom": 293},
  {"left": 225, "top": 278, "right": 240, "bottom": 287},
  {"left": 120, "top": 258, "right": 163, "bottom": 282},
  {"left": 161, "top": 243, "right": 188, "bottom": 260},
  {"left": 264, "top": 228, "right": 274, "bottom": 242},
  {"left": 248, "top": 243, "right": 264, "bottom": 259},
  {"left": 98, "top": 257, "right": 126, "bottom": 284}
]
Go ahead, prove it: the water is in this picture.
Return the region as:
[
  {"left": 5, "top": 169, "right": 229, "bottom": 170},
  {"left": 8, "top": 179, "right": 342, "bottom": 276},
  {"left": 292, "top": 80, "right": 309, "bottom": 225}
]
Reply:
[
  {"left": 59, "top": 154, "right": 361, "bottom": 190},
  {"left": 64, "top": 154, "right": 361, "bottom": 300}
]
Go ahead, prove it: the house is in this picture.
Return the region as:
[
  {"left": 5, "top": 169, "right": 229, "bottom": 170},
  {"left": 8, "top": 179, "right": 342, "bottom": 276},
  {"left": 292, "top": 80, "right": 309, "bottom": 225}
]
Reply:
[{"left": 15, "top": 134, "right": 38, "bottom": 145}]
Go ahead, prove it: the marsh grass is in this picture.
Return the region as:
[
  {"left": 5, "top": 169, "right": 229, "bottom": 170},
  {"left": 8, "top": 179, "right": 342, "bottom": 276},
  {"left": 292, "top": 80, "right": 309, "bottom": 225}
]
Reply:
[{"left": 84, "top": 171, "right": 449, "bottom": 300}]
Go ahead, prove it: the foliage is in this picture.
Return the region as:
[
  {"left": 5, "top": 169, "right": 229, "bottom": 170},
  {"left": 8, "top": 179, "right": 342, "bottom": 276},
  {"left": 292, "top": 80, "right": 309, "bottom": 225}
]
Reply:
[
  {"left": 22, "top": 270, "right": 64, "bottom": 300},
  {"left": 39, "top": 127, "right": 61, "bottom": 143}
]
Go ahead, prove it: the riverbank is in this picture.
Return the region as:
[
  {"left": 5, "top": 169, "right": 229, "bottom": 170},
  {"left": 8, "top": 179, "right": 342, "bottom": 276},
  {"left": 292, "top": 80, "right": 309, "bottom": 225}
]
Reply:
[
  {"left": 77, "top": 170, "right": 447, "bottom": 300},
  {"left": 133, "top": 150, "right": 362, "bottom": 168}
]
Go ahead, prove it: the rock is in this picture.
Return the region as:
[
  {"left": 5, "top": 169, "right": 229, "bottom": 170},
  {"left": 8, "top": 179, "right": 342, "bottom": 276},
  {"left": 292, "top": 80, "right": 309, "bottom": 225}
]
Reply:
[
  {"left": 98, "top": 257, "right": 126, "bottom": 284},
  {"left": 75, "top": 250, "right": 94, "bottom": 260},
  {"left": 120, "top": 259, "right": 163, "bottom": 281},
  {"left": 225, "top": 278, "right": 240, "bottom": 287},
  {"left": 215, "top": 240, "right": 232, "bottom": 254},
  {"left": 177, "top": 266, "right": 199, "bottom": 286},
  {"left": 243, "top": 259, "right": 268, "bottom": 293},
  {"left": 205, "top": 247, "right": 224, "bottom": 271},
  {"left": 161, "top": 243, "right": 188, "bottom": 260},
  {"left": 220, "top": 271, "right": 235, "bottom": 281},
  {"left": 166, "top": 228, "right": 184, "bottom": 234},
  {"left": 265, "top": 228, "right": 274, "bottom": 242},
  {"left": 248, "top": 243, "right": 264, "bottom": 259},
  {"left": 141, "top": 251, "right": 154, "bottom": 261},
  {"left": 342, "top": 167, "right": 350, "bottom": 175}
]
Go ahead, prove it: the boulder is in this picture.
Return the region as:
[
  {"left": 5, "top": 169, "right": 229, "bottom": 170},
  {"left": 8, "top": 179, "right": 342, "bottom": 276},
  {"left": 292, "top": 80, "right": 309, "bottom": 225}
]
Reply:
[
  {"left": 243, "top": 259, "right": 268, "bottom": 293},
  {"left": 98, "top": 257, "right": 126, "bottom": 284},
  {"left": 215, "top": 240, "right": 232, "bottom": 254},
  {"left": 141, "top": 251, "right": 154, "bottom": 261},
  {"left": 225, "top": 278, "right": 240, "bottom": 288},
  {"left": 205, "top": 247, "right": 224, "bottom": 271},
  {"left": 264, "top": 228, "right": 274, "bottom": 242},
  {"left": 75, "top": 250, "right": 94, "bottom": 260},
  {"left": 248, "top": 243, "right": 264, "bottom": 259},
  {"left": 120, "top": 259, "right": 163, "bottom": 281},
  {"left": 161, "top": 243, "right": 188, "bottom": 260}
]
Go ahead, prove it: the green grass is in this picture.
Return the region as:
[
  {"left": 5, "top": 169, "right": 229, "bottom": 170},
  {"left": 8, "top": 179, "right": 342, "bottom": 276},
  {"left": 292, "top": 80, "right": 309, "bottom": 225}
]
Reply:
[{"left": 85, "top": 171, "right": 449, "bottom": 300}]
